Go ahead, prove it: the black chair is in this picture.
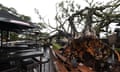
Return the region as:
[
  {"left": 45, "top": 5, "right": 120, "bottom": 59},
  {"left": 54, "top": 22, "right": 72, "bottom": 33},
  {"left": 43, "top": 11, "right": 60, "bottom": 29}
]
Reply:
[{"left": 21, "top": 58, "right": 39, "bottom": 72}]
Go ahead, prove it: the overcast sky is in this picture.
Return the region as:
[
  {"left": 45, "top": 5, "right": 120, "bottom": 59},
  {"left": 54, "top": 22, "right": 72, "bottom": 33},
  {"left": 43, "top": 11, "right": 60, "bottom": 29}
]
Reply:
[
  {"left": 0, "top": 0, "right": 110, "bottom": 22},
  {"left": 0, "top": 0, "right": 117, "bottom": 35}
]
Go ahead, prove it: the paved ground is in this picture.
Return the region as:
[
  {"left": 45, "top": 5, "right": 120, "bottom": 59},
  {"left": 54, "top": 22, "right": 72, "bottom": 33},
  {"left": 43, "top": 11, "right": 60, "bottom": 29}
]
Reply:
[{"left": 34, "top": 47, "right": 56, "bottom": 72}]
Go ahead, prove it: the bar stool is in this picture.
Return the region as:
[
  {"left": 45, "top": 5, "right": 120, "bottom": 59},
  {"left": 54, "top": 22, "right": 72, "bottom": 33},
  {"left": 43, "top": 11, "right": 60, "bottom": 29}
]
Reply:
[
  {"left": 42, "top": 57, "right": 50, "bottom": 72},
  {"left": 32, "top": 57, "right": 50, "bottom": 72}
]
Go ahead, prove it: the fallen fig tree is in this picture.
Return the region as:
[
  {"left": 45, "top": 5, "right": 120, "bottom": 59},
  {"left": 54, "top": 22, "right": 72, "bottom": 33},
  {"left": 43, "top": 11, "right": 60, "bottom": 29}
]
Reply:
[{"left": 54, "top": 35, "right": 120, "bottom": 72}]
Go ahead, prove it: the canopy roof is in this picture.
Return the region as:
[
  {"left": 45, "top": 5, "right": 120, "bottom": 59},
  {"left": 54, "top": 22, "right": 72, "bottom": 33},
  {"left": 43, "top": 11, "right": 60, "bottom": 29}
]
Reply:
[
  {"left": 115, "top": 28, "right": 120, "bottom": 32},
  {"left": 0, "top": 9, "right": 34, "bottom": 32},
  {"left": 116, "top": 23, "right": 120, "bottom": 26}
]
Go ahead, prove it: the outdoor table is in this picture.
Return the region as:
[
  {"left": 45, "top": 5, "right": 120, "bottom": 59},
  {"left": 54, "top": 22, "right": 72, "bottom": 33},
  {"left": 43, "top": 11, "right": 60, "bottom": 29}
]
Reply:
[
  {"left": 0, "top": 47, "right": 32, "bottom": 52},
  {"left": 15, "top": 43, "right": 39, "bottom": 47}
]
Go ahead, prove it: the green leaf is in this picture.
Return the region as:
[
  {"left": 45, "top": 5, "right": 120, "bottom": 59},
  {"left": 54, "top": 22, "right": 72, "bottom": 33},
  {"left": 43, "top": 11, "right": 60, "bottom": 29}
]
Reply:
[{"left": 52, "top": 43, "right": 62, "bottom": 50}]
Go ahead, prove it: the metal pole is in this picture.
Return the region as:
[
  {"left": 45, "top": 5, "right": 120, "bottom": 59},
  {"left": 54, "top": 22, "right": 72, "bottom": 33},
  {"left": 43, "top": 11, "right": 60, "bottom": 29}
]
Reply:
[
  {"left": 1, "top": 30, "right": 3, "bottom": 47},
  {"left": 40, "top": 57, "right": 42, "bottom": 72},
  {"left": 6, "top": 31, "right": 9, "bottom": 47},
  {"left": 112, "top": 44, "right": 115, "bottom": 62}
]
